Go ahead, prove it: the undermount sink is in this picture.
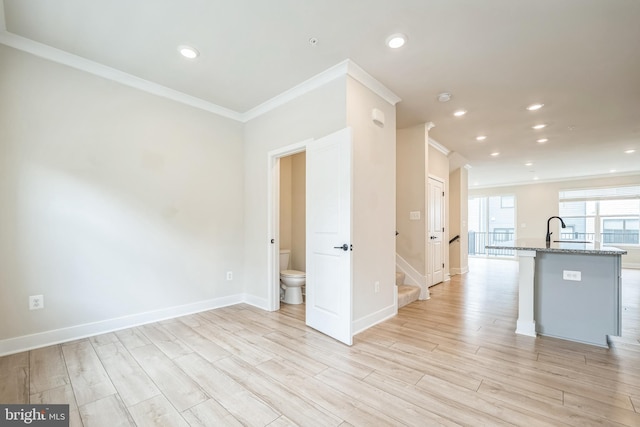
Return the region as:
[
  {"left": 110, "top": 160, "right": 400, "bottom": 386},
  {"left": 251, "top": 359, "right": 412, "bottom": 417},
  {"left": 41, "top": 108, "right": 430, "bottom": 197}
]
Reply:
[{"left": 553, "top": 240, "right": 592, "bottom": 243}]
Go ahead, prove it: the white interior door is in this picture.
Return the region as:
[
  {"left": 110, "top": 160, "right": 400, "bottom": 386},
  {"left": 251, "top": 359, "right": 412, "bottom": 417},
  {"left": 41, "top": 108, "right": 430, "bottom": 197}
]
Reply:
[
  {"left": 428, "top": 177, "right": 444, "bottom": 285},
  {"left": 306, "top": 128, "right": 353, "bottom": 345}
]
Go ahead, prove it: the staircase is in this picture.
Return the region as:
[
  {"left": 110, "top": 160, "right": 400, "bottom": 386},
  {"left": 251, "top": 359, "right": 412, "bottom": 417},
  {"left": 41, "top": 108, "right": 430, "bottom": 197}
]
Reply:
[{"left": 396, "top": 271, "right": 420, "bottom": 308}]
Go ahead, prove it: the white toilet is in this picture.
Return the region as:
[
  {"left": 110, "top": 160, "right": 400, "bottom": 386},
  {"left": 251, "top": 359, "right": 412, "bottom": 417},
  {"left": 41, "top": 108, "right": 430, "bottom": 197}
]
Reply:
[{"left": 279, "top": 249, "right": 305, "bottom": 304}]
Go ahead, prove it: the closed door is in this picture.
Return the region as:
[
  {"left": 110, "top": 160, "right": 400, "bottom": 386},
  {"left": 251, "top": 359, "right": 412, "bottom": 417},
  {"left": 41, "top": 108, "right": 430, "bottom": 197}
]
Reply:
[
  {"left": 305, "top": 128, "right": 353, "bottom": 345},
  {"left": 428, "top": 177, "right": 444, "bottom": 285}
]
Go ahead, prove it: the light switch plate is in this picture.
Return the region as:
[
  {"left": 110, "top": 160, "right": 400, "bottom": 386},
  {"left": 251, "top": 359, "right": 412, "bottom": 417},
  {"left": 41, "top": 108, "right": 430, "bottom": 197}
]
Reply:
[{"left": 409, "top": 211, "right": 421, "bottom": 220}]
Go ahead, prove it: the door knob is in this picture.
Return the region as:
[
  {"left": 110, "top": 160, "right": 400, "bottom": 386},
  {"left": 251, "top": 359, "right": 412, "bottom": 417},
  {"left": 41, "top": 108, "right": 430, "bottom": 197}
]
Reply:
[{"left": 333, "top": 244, "right": 349, "bottom": 251}]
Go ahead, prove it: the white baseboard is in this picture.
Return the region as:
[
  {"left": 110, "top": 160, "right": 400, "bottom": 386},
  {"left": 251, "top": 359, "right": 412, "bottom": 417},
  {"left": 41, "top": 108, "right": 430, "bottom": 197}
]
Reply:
[
  {"left": 450, "top": 265, "right": 469, "bottom": 275},
  {"left": 242, "top": 293, "right": 271, "bottom": 311},
  {"left": 352, "top": 303, "right": 396, "bottom": 336},
  {"left": 0, "top": 294, "right": 244, "bottom": 357},
  {"left": 395, "top": 254, "right": 429, "bottom": 300}
]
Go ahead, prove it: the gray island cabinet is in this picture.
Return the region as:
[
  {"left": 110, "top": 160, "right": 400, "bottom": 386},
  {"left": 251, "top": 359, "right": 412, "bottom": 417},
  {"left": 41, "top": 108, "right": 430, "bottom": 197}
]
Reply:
[{"left": 486, "top": 240, "right": 627, "bottom": 347}]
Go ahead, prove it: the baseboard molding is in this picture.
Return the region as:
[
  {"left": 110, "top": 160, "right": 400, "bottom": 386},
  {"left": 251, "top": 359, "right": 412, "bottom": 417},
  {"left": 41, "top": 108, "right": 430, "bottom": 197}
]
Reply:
[
  {"left": 450, "top": 265, "right": 469, "bottom": 275},
  {"left": 0, "top": 294, "right": 244, "bottom": 357},
  {"left": 395, "top": 254, "right": 429, "bottom": 300},
  {"left": 352, "top": 303, "right": 396, "bottom": 336},
  {"left": 242, "top": 293, "right": 271, "bottom": 311}
]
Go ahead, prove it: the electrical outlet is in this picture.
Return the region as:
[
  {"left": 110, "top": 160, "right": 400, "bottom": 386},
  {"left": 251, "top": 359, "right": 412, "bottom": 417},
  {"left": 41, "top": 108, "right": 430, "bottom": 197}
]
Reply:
[
  {"left": 374, "top": 281, "right": 380, "bottom": 293},
  {"left": 29, "top": 295, "right": 44, "bottom": 310},
  {"left": 562, "top": 270, "right": 582, "bottom": 281},
  {"left": 226, "top": 271, "right": 233, "bottom": 281}
]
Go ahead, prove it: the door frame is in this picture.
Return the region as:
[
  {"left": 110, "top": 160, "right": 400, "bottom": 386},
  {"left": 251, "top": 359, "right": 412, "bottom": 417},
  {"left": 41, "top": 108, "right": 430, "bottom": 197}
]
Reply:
[
  {"left": 427, "top": 175, "right": 446, "bottom": 287},
  {"left": 267, "top": 140, "right": 311, "bottom": 311}
]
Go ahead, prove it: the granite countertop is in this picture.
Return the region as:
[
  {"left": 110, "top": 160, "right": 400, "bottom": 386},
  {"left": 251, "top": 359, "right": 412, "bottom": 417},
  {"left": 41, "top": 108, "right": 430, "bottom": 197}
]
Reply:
[{"left": 486, "top": 239, "right": 627, "bottom": 255}]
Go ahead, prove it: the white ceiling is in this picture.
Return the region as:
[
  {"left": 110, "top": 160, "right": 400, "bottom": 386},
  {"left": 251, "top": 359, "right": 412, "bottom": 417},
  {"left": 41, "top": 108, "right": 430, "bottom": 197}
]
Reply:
[{"left": 2, "top": 0, "right": 639, "bottom": 188}]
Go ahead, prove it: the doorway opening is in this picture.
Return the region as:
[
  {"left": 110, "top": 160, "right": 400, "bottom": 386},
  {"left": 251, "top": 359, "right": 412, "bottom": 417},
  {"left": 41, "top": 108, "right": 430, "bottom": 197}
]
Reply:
[{"left": 267, "top": 140, "right": 308, "bottom": 314}]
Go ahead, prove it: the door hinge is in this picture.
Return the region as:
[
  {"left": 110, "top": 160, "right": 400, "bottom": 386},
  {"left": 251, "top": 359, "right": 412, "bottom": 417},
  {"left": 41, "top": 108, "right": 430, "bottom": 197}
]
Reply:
[
  {"left": 442, "top": 227, "right": 444, "bottom": 232},
  {"left": 442, "top": 191, "right": 444, "bottom": 196},
  {"left": 442, "top": 263, "right": 445, "bottom": 268}
]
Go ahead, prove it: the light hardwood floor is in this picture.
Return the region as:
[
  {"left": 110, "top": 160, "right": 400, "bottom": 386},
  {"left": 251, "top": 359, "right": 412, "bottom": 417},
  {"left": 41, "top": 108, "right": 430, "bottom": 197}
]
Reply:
[{"left": 1, "top": 258, "right": 639, "bottom": 426}]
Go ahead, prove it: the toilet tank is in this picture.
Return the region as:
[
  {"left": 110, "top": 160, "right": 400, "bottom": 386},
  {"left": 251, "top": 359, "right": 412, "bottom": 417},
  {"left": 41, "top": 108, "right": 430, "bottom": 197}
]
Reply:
[{"left": 279, "top": 249, "right": 291, "bottom": 271}]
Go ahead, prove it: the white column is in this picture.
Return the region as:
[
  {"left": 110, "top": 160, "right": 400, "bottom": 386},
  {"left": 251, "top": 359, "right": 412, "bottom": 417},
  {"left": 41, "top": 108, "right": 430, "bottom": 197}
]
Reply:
[{"left": 516, "top": 250, "right": 537, "bottom": 337}]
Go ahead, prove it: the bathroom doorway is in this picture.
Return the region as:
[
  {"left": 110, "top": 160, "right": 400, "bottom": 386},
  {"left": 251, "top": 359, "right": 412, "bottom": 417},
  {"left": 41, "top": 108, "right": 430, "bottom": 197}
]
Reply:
[
  {"left": 266, "top": 140, "right": 308, "bottom": 314},
  {"left": 267, "top": 128, "right": 354, "bottom": 344},
  {"left": 278, "top": 151, "right": 306, "bottom": 309}
]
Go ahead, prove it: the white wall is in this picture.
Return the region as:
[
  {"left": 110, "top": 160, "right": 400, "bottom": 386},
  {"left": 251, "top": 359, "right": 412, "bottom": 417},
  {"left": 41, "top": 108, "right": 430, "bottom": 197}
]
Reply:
[
  {"left": 0, "top": 45, "right": 245, "bottom": 349},
  {"left": 470, "top": 174, "right": 640, "bottom": 268},
  {"left": 347, "top": 76, "right": 397, "bottom": 328},
  {"left": 396, "top": 125, "right": 428, "bottom": 274},
  {"left": 449, "top": 167, "right": 469, "bottom": 275}
]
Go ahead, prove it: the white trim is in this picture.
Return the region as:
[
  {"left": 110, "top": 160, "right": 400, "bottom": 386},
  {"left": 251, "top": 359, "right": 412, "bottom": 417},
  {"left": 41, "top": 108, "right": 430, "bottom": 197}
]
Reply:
[
  {"left": 428, "top": 137, "right": 451, "bottom": 155},
  {"left": 242, "top": 61, "right": 349, "bottom": 122},
  {"left": 622, "top": 263, "right": 640, "bottom": 270},
  {"left": 450, "top": 266, "right": 470, "bottom": 275},
  {"left": 345, "top": 60, "right": 402, "bottom": 106},
  {"left": 267, "top": 140, "right": 310, "bottom": 312},
  {"left": 0, "top": 30, "right": 401, "bottom": 126},
  {"left": 242, "top": 294, "right": 271, "bottom": 311},
  {"left": 352, "top": 303, "right": 396, "bottom": 336},
  {"left": 396, "top": 253, "right": 429, "bottom": 300},
  {"left": 0, "top": 294, "right": 243, "bottom": 357},
  {"left": 243, "top": 59, "right": 400, "bottom": 122},
  {"left": 0, "top": 31, "right": 243, "bottom": 121},
  {"left": 472, "top": 171, "right": 640, "bottom": 190}
]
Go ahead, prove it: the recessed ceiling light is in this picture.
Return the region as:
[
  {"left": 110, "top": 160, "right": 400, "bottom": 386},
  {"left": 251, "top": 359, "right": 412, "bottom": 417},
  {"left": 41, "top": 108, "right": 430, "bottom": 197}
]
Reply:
[
  {"left": 537, "top": 138, "right": 549, "bottom": 144},
  {"left": 453, "top": 110, "right": 467, "bottom": 117},
  {"left": 533, "top": 176, "right": 539, "bottom": 181},
  {"left": 476, "top": 135, "right": 487, "bottom": 141},
  {"left": 532, "top": 124, "right": 547, "bottom": 130},
  {"left": 386, "top": 33, "right": 407, "bottom": 49},
  {"left": 610, "top": 169, "right": 617, "bottom": 173},
  {"left": 178, "top": 45, "right": 199, "bottom": 59},
  {"left": 437, "top": 92, "right": 452, "bottom": 102},
  {"left": 525, "top": 162, "right": 533, "bottom": 166},
  {"left": 309, "top": 37, "right": 319, "bottom": 46},
  {"left": 624, "top": 149, "right": 636, "bottom": 154},
  {"left": 490, "top": 152, "right": 500, "bottom": 157},
  {"left": 526, "top": 103, "right": 544, "bottom": 111}
]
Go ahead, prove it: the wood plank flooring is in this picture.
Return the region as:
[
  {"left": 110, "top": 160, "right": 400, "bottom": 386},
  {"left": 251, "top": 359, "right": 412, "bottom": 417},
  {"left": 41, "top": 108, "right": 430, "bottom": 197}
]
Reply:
[{"left": 1, "top": 258, "right": 639, "bottom": 426}]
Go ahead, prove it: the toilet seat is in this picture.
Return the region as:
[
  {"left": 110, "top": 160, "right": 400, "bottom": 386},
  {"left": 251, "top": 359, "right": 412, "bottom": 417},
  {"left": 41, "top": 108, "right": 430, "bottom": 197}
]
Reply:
[{"left": 280, "top": 269, "right": 305, "bottom": 278}]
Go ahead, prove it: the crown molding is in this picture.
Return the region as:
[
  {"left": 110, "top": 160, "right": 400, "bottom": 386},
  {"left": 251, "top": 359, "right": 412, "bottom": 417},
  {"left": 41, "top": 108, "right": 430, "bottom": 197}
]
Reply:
[
  {"left": 242, "top": 59, "right": 401, "bottom": 123},
  {"left": 0, "top": 25, "right": 400, "bottom": 125},
  {"left": 241, "top": 60, "right": 350, "bottom": 122},
  {"left": 0, "top": 30, "right": 243, "bottom": 121},
  {"left": 428, "top": 137, "right": 451, "bottom": 155},
  {"left": 345, "top": 60, "right": 402, "bottom": 106}
]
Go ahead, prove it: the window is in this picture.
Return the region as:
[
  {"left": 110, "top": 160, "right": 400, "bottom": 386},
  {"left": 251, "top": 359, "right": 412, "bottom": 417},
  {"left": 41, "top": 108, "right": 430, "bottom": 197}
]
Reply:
[
  {"left": 501, "top": 196, "right": 515, "bottom": 209},
  {"left": 559, "top": 186, "right": 640, "bottom": 245},
  {"left": 468, "top": 194, "right": 516, "bottom": 256}
]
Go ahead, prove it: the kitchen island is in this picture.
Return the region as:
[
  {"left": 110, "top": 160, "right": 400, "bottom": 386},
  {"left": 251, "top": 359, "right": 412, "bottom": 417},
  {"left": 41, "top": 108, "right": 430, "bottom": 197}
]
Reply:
[{"left": 486, "top": 239, "right": 627, "bottom": 347}]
